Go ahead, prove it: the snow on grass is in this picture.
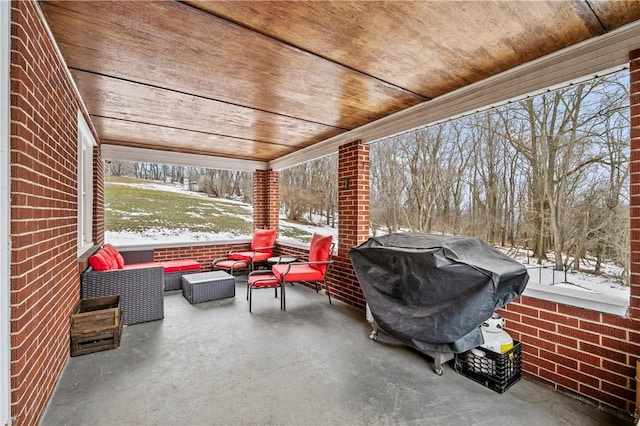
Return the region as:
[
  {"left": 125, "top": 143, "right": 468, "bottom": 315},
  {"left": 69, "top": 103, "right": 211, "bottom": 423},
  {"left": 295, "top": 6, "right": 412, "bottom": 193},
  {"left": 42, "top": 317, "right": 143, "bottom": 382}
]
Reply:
[
  {"left": 502, "top": 248, "right": 629, "bottom": 300},
  {"left": 106, "top": 228, "right": 250, "bottom": 244}
]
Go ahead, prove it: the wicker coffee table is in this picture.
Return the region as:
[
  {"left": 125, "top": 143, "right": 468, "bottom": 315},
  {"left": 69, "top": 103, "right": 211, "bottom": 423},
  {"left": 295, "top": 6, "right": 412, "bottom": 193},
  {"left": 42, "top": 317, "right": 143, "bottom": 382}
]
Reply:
[{"left": 182, "top": 271, "right": 236, "bottom": 304}]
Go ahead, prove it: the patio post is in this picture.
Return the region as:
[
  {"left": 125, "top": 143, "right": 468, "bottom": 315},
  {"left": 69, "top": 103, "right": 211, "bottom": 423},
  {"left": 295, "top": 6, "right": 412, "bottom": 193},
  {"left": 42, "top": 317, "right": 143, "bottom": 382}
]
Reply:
[
  {"left": 253, "top": 169, "right": 279, "bottom": 231},
  {"left": 630, "top": 49, "right": 640, "bottom": 319},
  {"left": 329, "top": 140, "right": 370, "bottom": 308}
]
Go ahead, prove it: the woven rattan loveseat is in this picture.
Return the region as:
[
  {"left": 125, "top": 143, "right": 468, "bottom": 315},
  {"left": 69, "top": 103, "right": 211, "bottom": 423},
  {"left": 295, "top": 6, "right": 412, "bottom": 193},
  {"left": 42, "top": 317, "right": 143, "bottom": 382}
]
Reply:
[{"left": 81, "top": 264, "right": 164, "bottom": 325}]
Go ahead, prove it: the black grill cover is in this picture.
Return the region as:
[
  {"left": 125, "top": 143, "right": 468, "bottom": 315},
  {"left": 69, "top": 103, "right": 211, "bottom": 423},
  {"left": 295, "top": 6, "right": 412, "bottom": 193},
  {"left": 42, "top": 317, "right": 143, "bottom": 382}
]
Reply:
[{"left": 349, "top": 233, "right": 528, "bottom": 353}]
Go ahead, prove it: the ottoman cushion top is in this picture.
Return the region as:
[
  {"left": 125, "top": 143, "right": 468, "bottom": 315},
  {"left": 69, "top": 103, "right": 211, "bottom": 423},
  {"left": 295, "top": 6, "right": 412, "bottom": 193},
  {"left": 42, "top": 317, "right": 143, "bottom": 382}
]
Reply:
[{"left": 184, "top": 271, "right": 233, "bottom": 285}]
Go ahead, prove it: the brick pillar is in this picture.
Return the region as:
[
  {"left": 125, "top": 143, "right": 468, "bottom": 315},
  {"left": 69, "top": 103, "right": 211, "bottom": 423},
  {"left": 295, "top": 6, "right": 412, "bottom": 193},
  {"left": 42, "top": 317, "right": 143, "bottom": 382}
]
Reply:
[
  {"left": 630, "top": 49, "right": 640, "bottom": 319},
  {"left": 327, "top": 140, "right": 370, "bottom": 309},
  {"left": 253, "top": 169, "right": 279, "bottom": 230}
]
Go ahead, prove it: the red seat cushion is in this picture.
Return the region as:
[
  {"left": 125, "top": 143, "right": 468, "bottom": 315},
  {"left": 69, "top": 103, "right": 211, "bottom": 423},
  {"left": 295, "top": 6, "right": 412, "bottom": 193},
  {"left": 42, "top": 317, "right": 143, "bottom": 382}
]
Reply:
[
  {"left": 123, "top": 259, "right": 200, "bottom": 273},
  {"left": 214, "top": 259, "right": 248, "bottom": 271},
  {"left": 229, "top": 251, "right": 272, "bottom": 262},
  {"left": 248, "top": 274, "right": 279, "bottom": 287},
  {"left": 272, "top": 264, "right": 324, "bottom": 282},
  {"left": 308, "top": 233, "right": 333, "bottom": 275}
]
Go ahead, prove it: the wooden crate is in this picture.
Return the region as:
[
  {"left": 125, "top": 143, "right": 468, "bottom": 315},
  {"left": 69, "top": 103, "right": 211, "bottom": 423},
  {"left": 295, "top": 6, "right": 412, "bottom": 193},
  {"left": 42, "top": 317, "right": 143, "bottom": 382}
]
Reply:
[
  {"left": 71, "top": 322, "right": 123, "bottom": 357},
  {"left": 70, "top": 295, "right": 122, "bottom": 356},
  {"left": 71, "top": 295, "right": 120, "bottom": 334}
]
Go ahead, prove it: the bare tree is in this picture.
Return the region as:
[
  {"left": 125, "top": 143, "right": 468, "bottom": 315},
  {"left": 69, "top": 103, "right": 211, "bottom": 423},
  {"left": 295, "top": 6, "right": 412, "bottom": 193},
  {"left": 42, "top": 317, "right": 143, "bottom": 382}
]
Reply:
[{"left": 370, "top": 137, "right": 407, "bottom": 233}]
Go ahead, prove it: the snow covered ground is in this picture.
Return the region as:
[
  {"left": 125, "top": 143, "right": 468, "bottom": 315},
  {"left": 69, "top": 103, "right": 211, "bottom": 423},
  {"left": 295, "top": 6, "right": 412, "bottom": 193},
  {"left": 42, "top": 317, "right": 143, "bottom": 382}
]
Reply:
[{"left": 105, "top": 180, "right": 630, "bottom": 302}]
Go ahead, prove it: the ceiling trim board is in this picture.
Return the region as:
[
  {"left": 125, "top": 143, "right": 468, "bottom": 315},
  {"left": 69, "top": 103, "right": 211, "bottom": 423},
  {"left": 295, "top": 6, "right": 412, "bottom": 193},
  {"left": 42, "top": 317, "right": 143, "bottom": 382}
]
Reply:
[{"left": 101, "top": 144, "right": 268, "bottom": 172}]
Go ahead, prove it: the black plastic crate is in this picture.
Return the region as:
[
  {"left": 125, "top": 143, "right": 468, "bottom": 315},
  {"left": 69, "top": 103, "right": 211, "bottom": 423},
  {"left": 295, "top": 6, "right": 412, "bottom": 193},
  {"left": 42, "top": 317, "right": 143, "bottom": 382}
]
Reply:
[{"left": 454, "top": 340, "right": 521, "bottom": 393}]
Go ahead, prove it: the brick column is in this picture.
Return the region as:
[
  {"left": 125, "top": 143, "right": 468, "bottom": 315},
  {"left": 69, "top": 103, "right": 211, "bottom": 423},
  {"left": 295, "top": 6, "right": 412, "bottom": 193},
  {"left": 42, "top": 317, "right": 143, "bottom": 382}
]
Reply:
[
  {"left": 253, "top": 169, "right": 279, "bottom": 230},
  {"left": 630, "top": 49, "right": 640, "bottom": 319},
  {"left": 327, "top": 140, "right": 370, "bottom": 309}
]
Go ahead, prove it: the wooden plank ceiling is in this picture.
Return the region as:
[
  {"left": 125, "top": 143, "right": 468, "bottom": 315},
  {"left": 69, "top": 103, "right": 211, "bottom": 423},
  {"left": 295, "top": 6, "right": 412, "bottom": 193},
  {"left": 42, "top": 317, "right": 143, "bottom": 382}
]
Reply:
[{"left": 39, "top": 0, "right": 640, "bottom": 166}]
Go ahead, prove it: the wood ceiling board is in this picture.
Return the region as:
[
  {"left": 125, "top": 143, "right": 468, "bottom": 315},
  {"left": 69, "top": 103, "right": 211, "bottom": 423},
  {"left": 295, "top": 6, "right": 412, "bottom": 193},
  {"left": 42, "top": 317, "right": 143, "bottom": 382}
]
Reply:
[
  {"left": 588, "top": 0, "right": 640, "bottom": 31},
  {"left": 92, "top": 117, "right": 297, "bottom": 162},
  {"left": 71, "top": 70, "right": 343, "bottom": 148},
  {"left": 190, "top": 1, "right": 616, "bottom": 99},
  {"left": 40, "top": 0, "right": 424, "bottom": 132}
]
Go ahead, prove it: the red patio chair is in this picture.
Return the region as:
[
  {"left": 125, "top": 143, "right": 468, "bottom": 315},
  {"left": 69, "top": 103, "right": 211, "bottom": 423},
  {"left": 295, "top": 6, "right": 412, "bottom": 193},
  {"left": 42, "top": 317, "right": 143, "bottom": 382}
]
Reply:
[
  {"left": 212, "top": 228, "right": 277, "bottom": 273},
  {"left": 246, "top": 271, "right": 283, "bottom": 312},
  {"left": 272, "top": 233, "right": 334, "bottom": 304}
]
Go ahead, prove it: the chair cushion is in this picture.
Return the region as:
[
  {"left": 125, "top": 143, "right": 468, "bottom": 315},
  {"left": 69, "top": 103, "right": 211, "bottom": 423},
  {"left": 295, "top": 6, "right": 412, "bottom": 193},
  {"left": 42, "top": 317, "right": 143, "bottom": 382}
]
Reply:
[
  {"left": 251, "top": 228, "right": 277, "bottom": 254},
  {"left": 123, "top": 259, "right": 201, "bottom": 273},
  {"left": 248, "top": 274, "right": 279, "bottom": 287},
  {"left": 308, "top": 233, "right": 333, "bottom": 275},
  {"left": 102, "top": 244, "right": 125, "bottom": 269},
  {"left": 272, "top": 264, "right": 324, "bottom": 282},
  {"left": 88, "top": 249, "right": 113, "bottom": 271},
  {"left": 229, "top": 251, "right": 272, "bottom": 262},
  {"left": 214, "top": 259, "right": 248, "bottom": 271}
]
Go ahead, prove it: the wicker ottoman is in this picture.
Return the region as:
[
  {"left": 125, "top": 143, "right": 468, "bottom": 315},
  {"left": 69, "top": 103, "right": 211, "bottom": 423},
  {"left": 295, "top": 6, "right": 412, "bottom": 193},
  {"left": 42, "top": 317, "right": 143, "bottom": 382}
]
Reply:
[{"left": 182, "top": 271, "right": 236, "bottom": 304}]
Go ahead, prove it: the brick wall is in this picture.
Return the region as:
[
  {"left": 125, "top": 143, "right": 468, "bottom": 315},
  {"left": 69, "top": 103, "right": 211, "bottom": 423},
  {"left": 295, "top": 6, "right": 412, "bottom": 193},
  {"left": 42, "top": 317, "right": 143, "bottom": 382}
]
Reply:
[
  {"left": 9, "top": 1, "right": 90, "bottom": 424},
  {"left": 153, "top": 243, "right": 242, "bottom": 271},
  {"left": 326, "top": 140, "right": 370, "bottom": 309},
  {"left": 253, "top": 169, "right": 279, "bottom": 230},
  {"left": 500, "top": 298, "right": 638, "bottom": 416},
  {"left": 630, "top": 48, "right": 640, "bottom": 320}
]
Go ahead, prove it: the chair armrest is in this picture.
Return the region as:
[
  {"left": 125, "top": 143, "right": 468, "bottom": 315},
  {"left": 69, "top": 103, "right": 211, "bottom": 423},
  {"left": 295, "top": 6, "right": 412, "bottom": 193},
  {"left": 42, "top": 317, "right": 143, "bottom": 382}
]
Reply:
[
  {"left": 227, "top": 243, "right": 251, "bottom": 254},
  {"left": 278, "top": 260, "right": 333, "bottom": 276},
  {"left": 213, "top": 257, "right": 247, "bottom": 265}
]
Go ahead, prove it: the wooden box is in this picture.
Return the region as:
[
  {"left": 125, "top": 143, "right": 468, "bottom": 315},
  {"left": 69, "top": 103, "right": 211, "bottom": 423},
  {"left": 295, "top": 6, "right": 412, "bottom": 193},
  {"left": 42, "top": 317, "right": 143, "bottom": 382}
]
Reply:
[{"left": 70, "top": 295, "right": 122, "bottom": 356}]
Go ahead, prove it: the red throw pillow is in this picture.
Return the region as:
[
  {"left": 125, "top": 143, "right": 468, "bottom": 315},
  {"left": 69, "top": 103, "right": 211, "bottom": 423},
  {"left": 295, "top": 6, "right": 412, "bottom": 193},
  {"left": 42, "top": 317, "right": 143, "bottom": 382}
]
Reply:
[
  {"left": 251, "top": 229, "right": 277, "bottom": 253},
  {"left": 308, "top": 233, "right": 332, "bottom": 275},
  {"left": 103, "top": 244, "right": 125, "bottom": 269},
  {"left": 88, "top": 250, "right": 111, "bottom": 271}
]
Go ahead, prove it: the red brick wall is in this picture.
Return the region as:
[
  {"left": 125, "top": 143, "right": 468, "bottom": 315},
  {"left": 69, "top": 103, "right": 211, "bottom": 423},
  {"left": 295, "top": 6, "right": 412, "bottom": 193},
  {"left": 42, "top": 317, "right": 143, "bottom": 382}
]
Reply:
[
  {"left": 9, "top": 1, "right": 91, "bottom": 424},
  {"left": 630, "top": 48, "right": 640, "bottom": 319},
  {"left": 253, "top": 169, "right": 279, "bottom": 230},
  {"left": 153, "top": 243, "right": 242, "bottom": 271},
  {"left": 500, "top": 298, "right": 638, "bottom": 416},
  {"left": 327, "top": 140, "right": 370, "bottom": 309}
]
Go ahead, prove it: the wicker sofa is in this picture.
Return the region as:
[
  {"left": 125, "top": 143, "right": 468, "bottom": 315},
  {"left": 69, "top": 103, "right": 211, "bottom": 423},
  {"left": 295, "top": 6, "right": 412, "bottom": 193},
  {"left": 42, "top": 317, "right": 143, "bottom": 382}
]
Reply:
[
  {"left": 81, "top": 265, "right": 164, "bottom": 325},
  {"left": 81, "top": 244, "right": 201, "bottom": 325}
]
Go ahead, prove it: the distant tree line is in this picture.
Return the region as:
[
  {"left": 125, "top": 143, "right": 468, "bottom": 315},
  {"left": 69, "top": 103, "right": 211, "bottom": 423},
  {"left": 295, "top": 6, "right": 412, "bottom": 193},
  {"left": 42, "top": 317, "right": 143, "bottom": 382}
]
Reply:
[
  {"left": 370, "top": 71, "right": 629, "bottom": 277},
  {"left": 106, "top": 162, "right": 253, "bottom": 203}
]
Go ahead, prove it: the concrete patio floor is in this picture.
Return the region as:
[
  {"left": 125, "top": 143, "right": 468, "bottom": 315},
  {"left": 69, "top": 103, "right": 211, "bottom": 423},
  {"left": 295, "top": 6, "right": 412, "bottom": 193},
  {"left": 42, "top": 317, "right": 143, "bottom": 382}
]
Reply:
[{"left": 41, "top": 277, "right": 632, "bottom": 425}]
